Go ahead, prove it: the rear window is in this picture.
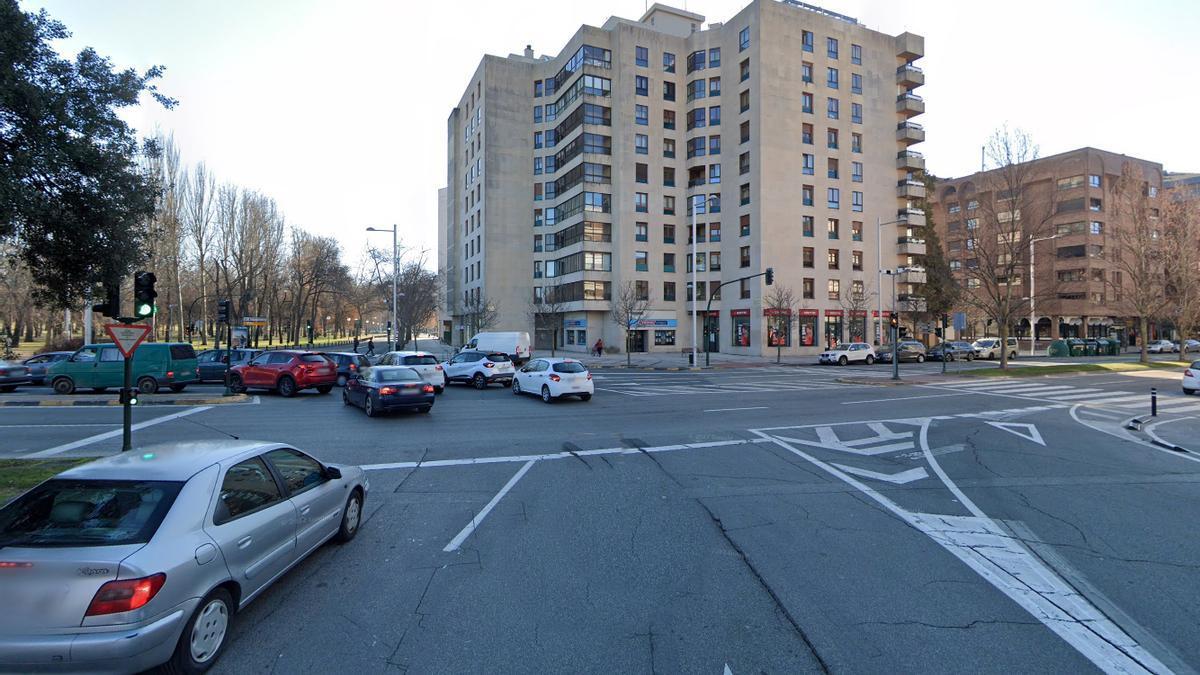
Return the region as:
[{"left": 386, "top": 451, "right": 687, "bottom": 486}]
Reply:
[
  {"left": 401, "top": 355, "right": 439, "bottom": 366},
  {"left": 552, "top": 362, "right": 586, "bottom": 373},
  {"left": 355, "top": 356, "right": 371, "bottom": 368},
  {"left": 0, "top": 479, "right": 183, "bottom": 547},
  {"left": 170, "top": 345, "right": 196, "bottom": 360},
  {"left": 301, "top": 354, "right": 330, "bottom": 363},
  {"left": 486, "top": 353, "right": 511, "bottom": 362},
  {"left": 374, "top": 367, "right": 420, "bottom": 381}
]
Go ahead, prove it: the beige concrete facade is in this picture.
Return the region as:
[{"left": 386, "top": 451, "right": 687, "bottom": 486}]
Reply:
[
  {"left": 441, "top": 0, "right": 925, "bottom": 355},
  {"left": 932, "top": 147, "right": 1164, "bottom": 344}
]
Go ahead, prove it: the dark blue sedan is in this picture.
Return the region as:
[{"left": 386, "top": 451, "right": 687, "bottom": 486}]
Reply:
[
  {"left": 22, "top": 351, "right": 72, "bottom": 385},
  {"left": 928, "top": 341, "right": 977, "bottom": 362},
  {"left": 343, "top": 366, "right": 435, "bottom": 417}
]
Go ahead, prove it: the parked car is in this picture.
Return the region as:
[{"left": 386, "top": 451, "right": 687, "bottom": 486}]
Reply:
[
  {"left": 442, "top": 350, "right": 515, "bottom": 389},
  {"left": 375, "top": 351, "right": 447, "bottom": 393},
  {"left": 513, "top": 358, "right": 594, "bottom": 403},
  {"left": 1182, "top": 339, "right": 1200, "bottom": 353},
  {"left": 875, "top": 340, "right": 927, "bottom": 364},
  {"left": 47, "top": 343, "right": 199, "bottom": 395},
  {"left": 195, "top": 348, "right": 262, "bottom": 383},
  {"left": 22, "top": 351, "right": 72, "bottom": 386},
  {"left": 973, "top": 337, "right": 1019, "bottom": 360},
  {"left": 1147, "top": 339, "right": 1178, "bottom": 354},
  {"left": 228, "top": 350, "right": 337, "bottom": 397},
  {"left": 461, "top": 331, "right": 532, "bottom": 365},
  {"left": 0, "top": 361, "right": 32, "bottom": 392},
  {"left": 929, "top": 341, "right": 976, "bottom": 362},
  {"left": 323, "top": 351, "right": 373, "bottom": 387},
  {"left": 1183, "top": 361, "right": 1200, "bottom": 395},
  {"left": 343, "top": 366, "right": 435, "bottom": 416},
  {"left": 819, "top": 342, "right": 876, "bottom": 366},
  {"left": 0, "top": 439, "right": 366, "bottom": 674}
]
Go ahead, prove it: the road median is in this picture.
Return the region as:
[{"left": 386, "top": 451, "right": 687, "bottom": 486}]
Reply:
[
  {"left": 954, "top": 361, "right": 1186, "bottom": 378},
  {"left": 0, "top": 393, "right": 252, "bottom": 407}
]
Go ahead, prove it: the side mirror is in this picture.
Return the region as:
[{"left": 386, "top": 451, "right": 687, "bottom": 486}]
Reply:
[{"left": 324, "top": 465, "right": 342, "bottom": 480}]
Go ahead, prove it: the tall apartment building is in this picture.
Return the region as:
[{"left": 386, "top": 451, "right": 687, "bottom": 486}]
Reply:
[
  {"left": 931, "top": 147, "right": 1164, "bottom": 344},
  {"left": 441, "top": 0, "right": 926, "bottom": 356}
]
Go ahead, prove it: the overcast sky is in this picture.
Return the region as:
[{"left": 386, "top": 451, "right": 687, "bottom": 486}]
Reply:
[{"left": 24, "top": 0, "right": 1200, "bottom": 266}]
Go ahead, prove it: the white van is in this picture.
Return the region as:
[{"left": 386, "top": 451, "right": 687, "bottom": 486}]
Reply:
[{"left": 463, "top": 331, "right": 532, "bottom": 364}]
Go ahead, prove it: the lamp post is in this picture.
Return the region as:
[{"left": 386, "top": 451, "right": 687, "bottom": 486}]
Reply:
[
  {"left": 1029, "top": 234, "right": 1059, "bottom": 356},
  {"left": 366, "top": 225, "right": 398, "bottom": 351},
  {"left": 883, "top": 267, "right": 909, "bottom": 381},
  {"left": 691, "top": 194, "right": 718, "bottom": 368},
  {"left": 876, "top": 216, "right": 911, "bottom": 347}
]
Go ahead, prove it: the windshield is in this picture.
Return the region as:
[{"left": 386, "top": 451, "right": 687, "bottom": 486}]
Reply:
[{"left": 0, "top": 479, "right": 183, "bottom": 547}]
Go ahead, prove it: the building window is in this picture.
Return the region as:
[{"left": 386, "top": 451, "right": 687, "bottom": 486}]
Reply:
[
  {"left": 663, "top": 166, "right": 675, "bottom": 187},
  {"left": 534, "top": 234, "right": 542, "bottom": 252},
  {"left": 739, "top": 26, "right": 750, "bottom": 51},
  {"left": 802, "top": 30, "right": 813, "bottom": 52},
  {"left": 689, "top": 252, "right": 706, "bottom": 273},
  {"left": 664, "top": 223, "right": 676, "bottom": 243},
  {"left": 740, "top": 152, "right": 750, "bottom": 175},
  {"left": 851, "top": 73, "right": 862, "bottom": 94},
  {"left": 1089, "top": 174, "right": 1101, "bottom": 188},
  {"left": 664, "top": 138, "right": 676, "bottom": 158},
  {"left": 635, "top": 192, "right": 648, "bottom": 213},
  {"left": 635, "top": 75, "right": 648, "bottom": 96},
  {"left": 1091, "top": 221, "right": 1103, "bottom": 235},
  {"left": 687, "top": 79, "right": 706, "bottom": 102},
  {"left": 740, "top": 121, "right": 750, "bottom": 143},
  {"left": 828, "top": 279, "right": 840, "bottom": 301},
  {"left": 635, "top": 163, "right": 648, "bottom": 184},
  {"left": 827, "top": 67, "right": 839, "bottom": 89},
  {"left": 827, "top": 218, "right": 839, "bottom": 239},
  {"left": 534, "top": 105, "right": 543, "bottom": 123},
  {"left": 710, "top": 163, "right": 721, "bottom": 183},
  {"left": 709, "top": 47, "right": 721, "bottom": 67},
  {"left": 852, "top": 250, "right": 863, "bottom": 271},
  {"left": 687, "top": 50, "right": 706, "bottom": 73},
  {"left": 852, "top": 191, "right": 863, "bottom": 212},
  {"left": 534, "top": 80, "right": 543, "bottom": 97},
  {"left": 534, "top": 157, "right": 543, "bottom": 175},
  {"left": 851, "top": 133, "right": 862, "bottom": 153},
  {"left": 709, "top": 135, "right": 721, "bottom": 155},
  {"left": 635, "top": 134, "right": 648, "bottom": 154},
  {"left": 687, "top": 137, "right": 706, "bottom": 158},
  {"left": 851, "top": 221, "right": 862, "bottom": 241},
  {"left": 802, "top": 61, "right": 813, "bottom": 83},
  {"left": 827, "top": 188, "right": 840, "bottom": 209},
  {"left": 663, "top": 109, "right": 676, "bottom": 129},
  {"left": 709, "top": 105, "right": 721, "bottom": 126},
  {"left": 634, "top": 221, "right": 649, "bottom": 242},
  {"left": 636, "top": 104, "right": 648, "bottom": 125},
  {"left": 636, "top": 45, "right": 648, "bottom": 67},
  {"left": 852, "top": 161, "right": 863, "bottom": 182},
  {"left": 802, "top": 92, "right": 814, "bottom": 114},
  {"left": 663, "top": 195, "right": 675, "bottom": 215},
  {"left": 664, "top": 81, "right": 676, "bottom": 101},
  {"left": 803, "top": 153, "right": 815, "bottom": 175},
  {"left": 803, "top": 247, "right": 814, "bottom": 268},
  {"left": 803, "top": 215, "right": 814, "bottom": 236},
  {"left": 740, "top": 59, "right": 750, "bottom": 82},
  {"left": 799, "top": 278, "right": 814, "bottom": 300},
  {"left": 740, "top": 278, "right": 751, "bottom": 300},
  {"left": 851, "top": 43, "right": 862, "bottom": 65},
  {"left": 828, "top": 158, "right": 839, "bottom": 179},
  {"left": 827, "top": 97, "right": 839, "bottom": 119},
  {"left": 635, "top": 251, "right": 649, "bottom": 272},
  {"left": 545, "top": 180, "right": 556, "bottom": 199},
  {"left": 827, "top": 249, "right": 840, "bottom": 269},
  {"left": 663, "top": 51, "right": 675, "bottom": 73},
  {"left": 740, "top": 213, "right": 751, "bottom": 236},
  {"left": 709, "top": 77, "right": 721, "bottom": 97},
  {"left": 740, "top": 89, "right": 750, "bottom": 112},
  {"left": 827, "top": 37, "right": 839, "bottom": 59},
  {"left": 1090, "top": 198, "right": 1102, "bottom": 212},
  {"left": 802, "top": 185, "right": 814, "bottom": 207},
  {"left": 534, "top": 131, "right": 543, "bottom": 149},
  {"left": 663, "top": 252, "right": 676, "bottom": 273},
  {"left": 851, "top": 102, "right": 862, "bottom": 124},
  {"left": 663, "top": 281, "right": 676, "bottom": 301},
  {"left": 802, "top": 123, "right": 813, "bottom": 144},
  {"left": 740, "top": 245, "right": 750, "bottom": 268},
  {"left": 827, "top": 128, "right": 839, "bottom": 149}
]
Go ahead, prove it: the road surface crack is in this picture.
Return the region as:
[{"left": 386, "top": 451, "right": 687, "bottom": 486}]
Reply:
[{"left": 856, "top": 618, "right": 1040, "bottom": 630}]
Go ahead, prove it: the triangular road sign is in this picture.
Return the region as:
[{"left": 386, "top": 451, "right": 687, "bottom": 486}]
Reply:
[
  {"left": 105, "top": 323, "right": 152, "bottom": 358},
  {"left": 986, "top": 421, "right": 1046, "bottom": 446}
]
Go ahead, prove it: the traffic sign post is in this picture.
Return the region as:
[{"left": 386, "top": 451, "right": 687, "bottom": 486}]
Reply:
[{"left": 105, "top": 322, "right": 152, "bottom": 452}]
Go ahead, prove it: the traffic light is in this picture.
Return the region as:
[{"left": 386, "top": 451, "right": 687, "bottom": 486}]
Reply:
[
  {"left": 92, "top": 281, "right": 120, "bottom": 318},
  {"left": 764, "top": 267, "right": 774, "bottom": 286},
  {"left": 217, "top": 299, "right": 231, "bottom": 324},
  {"left": 889, "top": 315, "right": 899, "bottom": 330},
  {"left": 119, "top": 387, "right": 138, "bottom": 406},
  {"left": 133, "top": 272, "right": 157, "bottom": 318}
]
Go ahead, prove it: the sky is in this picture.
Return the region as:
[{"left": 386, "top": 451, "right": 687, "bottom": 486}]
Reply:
[{"left": 22, "top": 0, "right": 1200, "bottom": 268}]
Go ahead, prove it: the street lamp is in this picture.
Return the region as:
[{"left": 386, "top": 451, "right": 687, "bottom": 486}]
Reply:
[
  {"left": 366, "top": 225, "right": 398, "bottom": 350},
  {"left": 691, "top": 194, "right": 719, "bottom": 368},
  {"left": 1029, "top": 234, "right": 1060, "bottom": 356},
  {"left": 876, "top": 216, "right": 911, "bottom": 346},
  {"left": 883, "top": 266, "right": 910, "bottom": 380}
]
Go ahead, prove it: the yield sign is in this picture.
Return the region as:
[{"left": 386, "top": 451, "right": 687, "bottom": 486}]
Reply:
[
  {"left": 986, "top": 422, "right": 1045, "bottom": 447},
  {"left": 105, "top": 323, "right": 152, "bottom": 358}
]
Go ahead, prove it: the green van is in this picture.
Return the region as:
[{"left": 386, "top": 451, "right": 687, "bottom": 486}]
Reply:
[{"left": 46, "top": 342, "right": 199, "bottom": 395}]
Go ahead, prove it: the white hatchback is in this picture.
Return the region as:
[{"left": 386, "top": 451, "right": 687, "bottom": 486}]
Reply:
[
  {"left": 512, "top": 358, "right": 594, "bottom": 403},
  {"left": 1183, "top": 361, "right": 1200, "bottom": 395},
  {"left": 819, "top": 342, "right": 876, "bottom": 366},
  {"left": 376, "top": 351, "right": 447, "bottom": 392}
]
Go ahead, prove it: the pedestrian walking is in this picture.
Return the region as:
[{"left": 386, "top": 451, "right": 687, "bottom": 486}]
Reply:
[
  {"left": 353, "top": 336, "right": 360, "bottom": 353},
  {"left": 593, "top": 338, "right": 604, "bottom": 357},
  {"left": 366, "top": 337, "right": 375, "bottom": 356}
]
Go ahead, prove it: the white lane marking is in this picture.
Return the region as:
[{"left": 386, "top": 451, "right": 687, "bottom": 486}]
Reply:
[
  {"left": 0, "top": 423, "right": 120, "bottom": 428},
  {"left": 973, "top": 385, "right": 1082, "bottom": 395},
  {"left": 1078, "top": 394, "right": 1153, "bottom": 406},
  {"left": 1048, "top": 390, "right": 1110, "bottom": 400},
  {"left": 21, "top": 407, "right": 213, "bottom": 458},
  {"left": 755, "top": 421, "right": 1171, "bottom": 674},
  {"left": 724, "top": 664, "right": 733, "bottom": 675},
  {"left": 704, "top": 406, "right": 769, "bottom": 412},
  {"left": 985, "top": 422, "right": 1046, "bottom": 446},
  {"left": 842, "top": 392, "right": 965, "bottom": 405},
  {"left": 1144, "top": 417, "right": 1194, "bottom": 452},
  {"left": 443, "top": 459, "right": 537, "bottom": 552},
  {"left": 830, "top": 463, "right": 929, "bottom": 484}
]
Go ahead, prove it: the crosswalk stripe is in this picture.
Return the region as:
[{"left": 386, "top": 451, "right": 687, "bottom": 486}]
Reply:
[
  {"left": 1040, "top": 390, "right": 1107, "bottom": 400},
  {"left": 1079, "top": 394, "right": 1151, "bottom": 405},
  {"left": 943, "top": 380, "right": 1015, "bottom": 389},
  {"left": 981, "top": 385, "right": 1084, "bottom": 395}
]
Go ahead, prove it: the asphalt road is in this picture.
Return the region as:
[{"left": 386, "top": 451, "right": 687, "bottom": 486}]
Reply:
[{"left": 2, "top": 365, "right": 1199, "bottom": 673}]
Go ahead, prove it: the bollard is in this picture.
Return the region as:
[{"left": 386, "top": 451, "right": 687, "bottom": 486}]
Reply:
[{"left": 1151, "top": 387, "right": 1158, "bottom": 417}]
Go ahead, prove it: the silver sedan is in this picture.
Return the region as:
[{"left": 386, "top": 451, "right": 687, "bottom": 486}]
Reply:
[{"left": 0, "top": 440, "right": 368, "bottom": 674}]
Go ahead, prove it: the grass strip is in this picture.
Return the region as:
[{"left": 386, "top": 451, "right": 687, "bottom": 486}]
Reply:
[
  {"left": 0, "top": 458, "right": 92, "bottom": 504},
  {"left": 958, "top": 361, "right": 1187, "bottom": 378}
]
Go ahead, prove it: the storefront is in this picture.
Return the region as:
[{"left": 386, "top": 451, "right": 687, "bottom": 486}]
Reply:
[
  {"left": 731, "top": 309, "right": 752, "bottom": 348},
  {"left": 798, "top": 309, "right": 819, "bottom": 348},
  {"left": 764, "top": 308, "right": 791, "bottom": 347},
  {"left": 563, "top": 318, "right": 588, "bottom": 351},
  {"left": 824, "top": 309, "right": 844, "bottom": 348},
  {"left": 849, "top": 310, "right": 868, "bottom": 343},
  {"left": 634, "top": 317, "right": 678, "bottom": 349},
  {"left": 871, "top": 310, "right": 893, "bottom": 345}
]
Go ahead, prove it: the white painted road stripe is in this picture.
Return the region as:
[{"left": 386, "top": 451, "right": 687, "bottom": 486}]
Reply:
[
  {"left": 443, "top": 459, "right": 536, "bottom": 552},
  {"left": 21, "top": 407, "right": 213, "bottom": 458},
  {"left": 1045, "top": 389, "right": 1108, "bottom": 400},
  {"left": 704, "top": 406, "right": 769, "bottom": 412},
  {"left": 975, "top": 384, "right": 1081, "bottom": 395}
]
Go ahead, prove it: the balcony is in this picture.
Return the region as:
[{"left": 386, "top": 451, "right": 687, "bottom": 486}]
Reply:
[
  {"left": 897, "top": 150, "right": 925, "bottom": 172},
  {"left": 898, "top": 207, "right": 926, "bottom": 227},
  {"left": 897, "top": 236, "right": 927, "bottom": 256},
  {"left": 896, "top": 121, "right": 925, "bottom": 145},
  {"left": 896, "top": 63, "right": 924, "bottom": 88},
  {"left": 896, "top": 32, "right": 924, "bottom": 60},
  {"left": 901, "top": 269, "right": 927, "bottom": 285},
  {"left": 896, "top": 93, "right": 925, "bottom": 117},
  {"left": 897, "top": 179, "right": 926, "bottom": 199}
]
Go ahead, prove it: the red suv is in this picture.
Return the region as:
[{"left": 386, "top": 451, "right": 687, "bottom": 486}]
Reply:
[{"left": 228, "top": 350, "right": 338, "bottom": 397}]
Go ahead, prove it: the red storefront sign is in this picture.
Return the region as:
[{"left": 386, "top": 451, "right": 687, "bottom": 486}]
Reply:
[
  {"left": 824, "top": 309, "right": 844, "bottom": 317},
  {"left": 730, "top": 309, "right": 751, "bottom": 317},
  {"left": 798, "top": 309, "right": 819, "bottom": 317},
  {"left": 871, "top": 310, "right": 893, "bottom": 317},
  {"left": 850, "top": 310, "right": 868, "bottom": 318},
  {"left": 763, "top": 308, "right": 792, "bottom": 316}
]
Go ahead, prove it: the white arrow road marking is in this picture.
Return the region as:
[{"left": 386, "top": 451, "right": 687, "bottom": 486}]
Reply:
[
  {"left": 830, "top": 464, "right": 929, "bottom": 484},
  {"left": 986, "top": 421, "right": 1046, "bottom": 446}
]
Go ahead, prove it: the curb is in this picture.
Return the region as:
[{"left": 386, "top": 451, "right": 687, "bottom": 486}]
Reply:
[
  {"left": 1150, "top": 439, "right": 1189, "bottom": 453},
  {"left": 0, "top": 395, "right": 252, "bottom": 407},
  {"left": 588, "top": 365, "right": 687, "bottom": 371}
]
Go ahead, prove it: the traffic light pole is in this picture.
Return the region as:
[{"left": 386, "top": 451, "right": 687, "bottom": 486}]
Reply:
[
  {"left": 703, "top": 269, "right": 773, "bottom": 367},
  {"left": 122, "top": 355, "right": 133, "bottom": 451}
]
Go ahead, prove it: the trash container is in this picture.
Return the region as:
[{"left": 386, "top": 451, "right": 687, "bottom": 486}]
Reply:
[
  {"left": 1068, "top": 338, "right": 1087, "bottom": 357},
  {"left": 1048, "top": 339, "right": 1070, "bottom": 357},
  {"left": 1110, "top": 339, "right": 1122, "bottom": 356}
]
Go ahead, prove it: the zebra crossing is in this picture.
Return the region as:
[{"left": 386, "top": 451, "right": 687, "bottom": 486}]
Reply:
[
  {"left": 595, "top": 377, "right": 853, "bottom": 397},
  {"left": 933, "top": 379, "right": 1200, "bottom": 413}
]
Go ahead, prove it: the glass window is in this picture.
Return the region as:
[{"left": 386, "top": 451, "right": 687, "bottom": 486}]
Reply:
[
  {"left": 709, "top": 47, "right": 721, "bottom": 67},
  {"left": 851, "top": 43, "right": 862, "bottom": 65},
  {"left": 635, "top": 163, "right": 648, "bottom": 184},
  {"left": 265, "top": 448, "right": 325, "bottom": 496},
  {"left": 803, "top": 153, "right": 814, "bottom": 175},
  {"left": 709, "top": 135, "right": 721, "bottom": 155},
  {"left": 739, "top": 27, "right": 750, "bottom": 51},
  {"left": 740, "top": 58, "right": 750, "bottom": 82},
  {"left": 663, "top": 52, "right": 676, "bottom": 72},
  {"left": 635, "top": 192, "right": 648, "bottom": 212},
  {"left": 663, "top": 82, "right": 676, "bottom": 102},
  {"left": 851, "top": 73, "right": 862, "bottom": 94},
  {"left": 215, "top": 457, "right": 283, "bottom": 525},
  {"left": 851, "top": 102, "right": 862, "bottom": 124},
  {"left": 635, "top": 104, "right": 648, "bottom": 125},
  {"left": 802, "top": 92, "right": 813, "bottom": 114},
  {"left": 827, "top": 37, "right": 839, "bottom": 59},
  {"left": 663, "top": 109, "right": 676, "bottom": 129},
  {"left": 827, "top": 97, "right": 839, "bottom": 119},
  {"left": 852, "top": 161, "right": 863, "bottom": 182},
  {"left": 740, "top": 213, "right": 751, "bottom": 236},
  {"left": 710, "top": 222, "right": 721, "bottom": 241},
  {"left": 852, "top": 191, "right": 863, "bottom": 212},
  {"left": 709, "top": 77, "right": 721, "bottom": 97},
  {"left": 636, "top": 45, "right": 648, "bottom": 67},
  {"left": 0, "top": 479, "right": 183, "bottom": 547},
  {"left": 635, "top": 75, "right": 648, "bottom": 96},
  {"left": 709, "top": 106, "right": 721, "bottom": 126},
  {"left": 635, "top": 251, "right": 649, "bottom": 272},
  {"left": 635, "top": 134, "right": 648, "bottom": 154},
  {"left": 802, "top": 62, "right": 813, "bottom": 83},
  {"left": 709, "top": 163, "right": 721, "bottom": 183},
  {"left": 827, "top": 67, "right": 838, "bottom": 89},
  {"left": 733, "top": 314, "right": 751, "bottom": 346},
  {"left": 828, "top": 187, "right": 840, "bottom": 209},
  {"left": 802, "top": 30, "right": 813, "bottom": 52}
]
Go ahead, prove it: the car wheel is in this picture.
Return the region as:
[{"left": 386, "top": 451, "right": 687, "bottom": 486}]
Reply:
[
  {"left": 916, "top": 354, "right": 925, "bottom": 363},
  {"left": 136, "top": 376, "right": 159, "bottom": 395},
  {"left": 228, "top": 375, "right": 246, "bottom": 394},
  {"left": 342, "top": 389, "right": 351, "bottom": 406},
  {"left": 579, "top": 393, "right": 592, "bottom": 401},
  {"left": 364, "top": 396, "right": 376, "bottom": 417},
  {"left": 51, "top": 377, "right": 75, "bottom": 395},
  {"left": 170, "top": 384, "right": 187, "bottom": 393},
  {"left": 91, "top": 387, "right": 108, "bottom": 394},
  {"left": 277, "top": 376, "right": 297, "bottom": 398},
  {"left": 165, "top": 587, "right": 232, "bottom": 674},
  {"left": 838, "top": 356, "right": 848, "bottom": 366},
  {"left": 336, "top": 374, "right": 348, "bottom": 387},
  {"left": 541, "top": 385, "right": 553, "bottom": 403},
  {"left": 316, "top": 385, "right": 333, "bottom": 394},
  {"left": 334, "top": 490, "right": 363, "bottom": 543},
  {"left": 1184, "top": 388, "right": 1196, "bottom": 396},
  {"left": 967, "top": 353, "right": 975, "bottom": 361},
  {"left": 865, "top": 355, "right": 875, "bottom": 365},
  {"left": 473, "top": 373, "right": 487, "bottom": 390},
  {"left": 512, "top": 379, "right": 522, "bottom": 395},
  {"left": 418, "top": 406, "right": 431, "bottom": 414},
  {"left": 1010, "top": 352, "right": 1018, "bottom": 360}
]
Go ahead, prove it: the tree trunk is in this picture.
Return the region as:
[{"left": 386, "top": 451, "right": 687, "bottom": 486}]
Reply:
[
  {"left": 626, "top": 330, "right": 631, "bottom": 367},
  {"left": 998, "top": 320, "right": 1010, "bottom": 370},
  {"left": 1139, "top": 316, "right": 1149, "bottom": 364}
]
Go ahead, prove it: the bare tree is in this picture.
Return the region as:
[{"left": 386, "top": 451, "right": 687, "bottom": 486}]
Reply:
[
  {"left": 957, "top": 127, "right": 1058, "bottom": 369},
  {"left": 1108, "top": 162, "right": 1170, "bottom": 363},
  {"left": 460, "top": 292, "right": 499, "bottom": 338},
  {"left": 183, "top": 162, "right": 216, "bottom": 343},
  {"left": 609, "top": 281, "right": 650, "bottom": 367},
  {"left": 838, "top": 281, "right": 874, "bottom": 344},
  {"left": 1163, "top": 197, "right": 1200, "bottom": 357},
  {"left": 528, "top": 280, "right": 568, "bottom": 357},
  {"left": 764, "top": 284, "right": 796, "bottom": 363}
]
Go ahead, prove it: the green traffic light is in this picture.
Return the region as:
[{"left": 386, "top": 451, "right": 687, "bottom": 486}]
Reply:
[{"left": 136, "top": 303, "right": 153, "bottom": 317}]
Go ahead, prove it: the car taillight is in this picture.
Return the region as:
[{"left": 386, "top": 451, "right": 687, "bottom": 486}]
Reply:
[
  {"left": 379, "top": 386, "right": 397, "bottom": 395},
  {"left": 586, "top": 373, "right": 592, "bottom": 380},
  {"left": 434, "top": 365, "right": 443, "bottom": 371},
  {"left": 86, "top": 573, "right": 166, "bottom": 616},
  {"left": 422, "top": 384, "right": 434, "bottom": 393},
  {"left": 350, "top": 364, "right": 357, "bottom": 371},
  {"left": 166, "top": 371, "right": 174, "bottom": 379},
  {"left": 1187, "top": 370, "right": 1195, "bottom": 377},
  {"left": 549, "top": 374, "right": 561, "bottom": 382},
  {"left": 484, "top": 362, "right": 495, "bottom": 368}
]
